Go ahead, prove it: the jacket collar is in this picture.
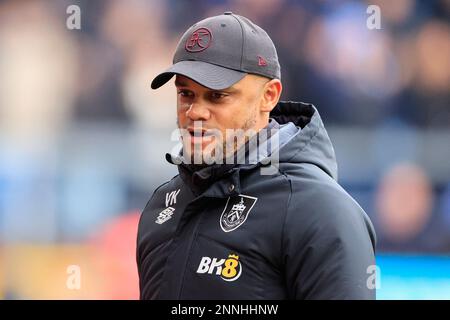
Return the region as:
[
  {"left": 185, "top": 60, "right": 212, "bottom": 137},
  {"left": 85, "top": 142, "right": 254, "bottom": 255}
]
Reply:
[{"left": 166, "top": 118, "right": 280, "bottom": 197}]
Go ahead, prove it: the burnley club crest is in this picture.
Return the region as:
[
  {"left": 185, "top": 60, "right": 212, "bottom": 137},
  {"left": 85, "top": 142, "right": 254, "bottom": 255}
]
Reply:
[{"left": 220, "top": 194, "right": 257, "bottom": 232}]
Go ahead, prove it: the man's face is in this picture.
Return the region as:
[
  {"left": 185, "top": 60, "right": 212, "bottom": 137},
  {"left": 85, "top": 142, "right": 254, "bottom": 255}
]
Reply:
[{"left": 175, "top": 74, "right": 271, "bottom": 163}]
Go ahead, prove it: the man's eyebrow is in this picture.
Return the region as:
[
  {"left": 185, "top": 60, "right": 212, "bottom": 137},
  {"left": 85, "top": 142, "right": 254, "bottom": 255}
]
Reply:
[{"left": 174, "top": 79, "right": 189, "bottom": 87}]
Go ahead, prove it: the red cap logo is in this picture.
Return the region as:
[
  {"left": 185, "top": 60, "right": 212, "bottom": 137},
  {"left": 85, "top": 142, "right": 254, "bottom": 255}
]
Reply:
[
  {"left": 185, "top": 27, "right": 212, "bottom": 52},
  {"left": 258, "top": 55, "right": 267, "bottom": 66}
]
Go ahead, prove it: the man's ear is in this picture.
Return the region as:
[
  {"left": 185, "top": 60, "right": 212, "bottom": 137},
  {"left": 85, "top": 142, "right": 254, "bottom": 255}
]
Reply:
[{"left": 260, "top": 79, "right": 282, "bottom": 113}]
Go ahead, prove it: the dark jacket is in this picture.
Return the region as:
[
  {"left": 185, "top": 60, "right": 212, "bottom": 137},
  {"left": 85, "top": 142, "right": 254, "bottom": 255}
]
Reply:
[{"left": 137, "top": 101, "right": 376, "bottom": 300}]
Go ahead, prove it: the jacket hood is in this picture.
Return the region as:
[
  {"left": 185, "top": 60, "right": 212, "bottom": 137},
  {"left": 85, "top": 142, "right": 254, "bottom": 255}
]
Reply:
[{"left": 271, "top": 101, "right": 338, "bottom": 181}]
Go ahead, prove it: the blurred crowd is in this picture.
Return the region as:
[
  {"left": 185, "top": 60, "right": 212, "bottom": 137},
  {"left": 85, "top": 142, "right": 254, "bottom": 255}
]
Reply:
[{"left": 0, "top": 0, "right": 449, "bottom": 298}]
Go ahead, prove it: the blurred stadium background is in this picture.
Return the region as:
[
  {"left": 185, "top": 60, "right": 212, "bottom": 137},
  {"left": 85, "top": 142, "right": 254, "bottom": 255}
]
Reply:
[{"left": 0, "top": 0, "right": 449, "bottom": 299}]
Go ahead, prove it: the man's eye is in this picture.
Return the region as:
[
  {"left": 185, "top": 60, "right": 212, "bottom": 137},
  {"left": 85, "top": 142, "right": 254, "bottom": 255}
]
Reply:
[
  {"left": 211, "top": 92, "right": 227, "bottom": 100},
  {"left": 178, "top": 90, "right": 193, "bottom": 97}
]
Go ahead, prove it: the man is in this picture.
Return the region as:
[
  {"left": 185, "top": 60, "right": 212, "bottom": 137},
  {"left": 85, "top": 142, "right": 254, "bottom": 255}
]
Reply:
[{"left": 137, "top": 12, "right": 376, "bottom": 299}]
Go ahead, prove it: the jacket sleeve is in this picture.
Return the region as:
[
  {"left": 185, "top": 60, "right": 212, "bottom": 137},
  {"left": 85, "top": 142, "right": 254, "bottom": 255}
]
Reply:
[
  {"left": 282, "top": 179, "right": 377, "bottom": 300},
  {"left": 136, "top": 181, "right": 170, "bottom": 299}
]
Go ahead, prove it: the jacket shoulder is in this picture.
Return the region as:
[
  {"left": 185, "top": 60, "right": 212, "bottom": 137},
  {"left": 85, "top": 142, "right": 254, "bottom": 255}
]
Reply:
[
  {"left": 143, "top": 175, "right": 182, "bottom": 208},
  {"left": 280, "top": 163, "right": 376, "bottom": 250}
]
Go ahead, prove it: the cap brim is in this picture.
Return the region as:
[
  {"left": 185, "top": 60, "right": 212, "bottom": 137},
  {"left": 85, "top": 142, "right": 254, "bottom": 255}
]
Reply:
[{"left": 151, "top": 60, "right": 247, "bottom": 90}]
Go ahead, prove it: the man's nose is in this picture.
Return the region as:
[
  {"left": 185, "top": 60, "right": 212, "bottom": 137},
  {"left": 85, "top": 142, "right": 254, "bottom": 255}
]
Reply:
[{"left": 185, "top": 102, "right": 211, "bottom": 121}]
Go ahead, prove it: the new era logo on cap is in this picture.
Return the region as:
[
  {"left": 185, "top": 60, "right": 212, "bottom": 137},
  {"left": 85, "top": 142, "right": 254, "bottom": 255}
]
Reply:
[
  {"left": 151, "top": 12, "right": 281, "bottom": 90},
  {"left": 258, "top": 55, "right": 267, "bottom": 66}
]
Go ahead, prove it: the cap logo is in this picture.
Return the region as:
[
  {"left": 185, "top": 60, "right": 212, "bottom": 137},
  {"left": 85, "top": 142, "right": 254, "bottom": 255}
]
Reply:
[
  {"left": 185, "top": 27, "right": 212, "bottom": 52},
  {"left": 258, "top": 55, "right": 267, "bottom": 66}
]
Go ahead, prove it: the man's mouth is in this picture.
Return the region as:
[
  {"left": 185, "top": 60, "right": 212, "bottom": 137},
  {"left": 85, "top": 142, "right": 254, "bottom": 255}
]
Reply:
[
  {"left": 187, "top": 128, "right": 203, "bottom": 136},
  {"left": 185, "top": 128, "right": 215, "bottom": 145}
]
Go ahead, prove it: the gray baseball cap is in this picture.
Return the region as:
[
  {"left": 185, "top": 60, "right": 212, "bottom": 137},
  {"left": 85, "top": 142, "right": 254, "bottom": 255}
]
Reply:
[{"left": 151, "top": 12, "right": 281, "bottom": 90}]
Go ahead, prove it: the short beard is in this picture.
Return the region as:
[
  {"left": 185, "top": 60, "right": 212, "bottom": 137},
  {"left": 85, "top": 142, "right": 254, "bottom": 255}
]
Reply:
[
  {"left": 184, "top": 109, "right": 258, "bottom": 165},
  {"left": 221, "top": 109, "right": 257, "bottom": 161}
]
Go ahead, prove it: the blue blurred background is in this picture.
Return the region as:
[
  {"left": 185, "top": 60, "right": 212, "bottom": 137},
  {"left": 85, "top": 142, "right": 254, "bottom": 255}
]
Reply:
[{"left": 0, "top": 0, "right": 449, "bottom": 299}]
